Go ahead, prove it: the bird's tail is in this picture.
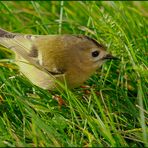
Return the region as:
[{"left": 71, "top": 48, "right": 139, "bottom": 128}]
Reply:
[
  {"left": 0, "top": 28, "right": 12, "bottom": 38},
  {"left": 0, "top": 28, "right": 38, "bottom": 65},
  {"left": 0, "top": 28, "right": 36, "bottom": 53},
  {"left": 0, "top": 28, "right": 16, "bottom": 48}
]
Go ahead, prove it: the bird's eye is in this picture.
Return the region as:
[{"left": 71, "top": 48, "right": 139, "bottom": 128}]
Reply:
[{"left": 92, "top": 51, "right": 100, "bottom": 57}]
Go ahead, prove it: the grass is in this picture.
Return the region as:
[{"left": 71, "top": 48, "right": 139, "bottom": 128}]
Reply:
[{"left": 0, "top": 1, "right": 147, "bottom": 147}]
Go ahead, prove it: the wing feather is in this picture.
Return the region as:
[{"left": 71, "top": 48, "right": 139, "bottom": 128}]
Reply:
[{"left": 0, "top": 28, "right": 64, "bottom": 76}]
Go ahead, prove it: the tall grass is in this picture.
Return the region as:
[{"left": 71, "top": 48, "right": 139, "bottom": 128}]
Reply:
[{"left": 0, "top": 1, "right": 147, "bottom": 147}]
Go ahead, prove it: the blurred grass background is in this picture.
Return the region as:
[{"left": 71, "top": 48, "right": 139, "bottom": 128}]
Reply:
[{"left": 0, "top": 1, "right": 147, "bottom": 147}]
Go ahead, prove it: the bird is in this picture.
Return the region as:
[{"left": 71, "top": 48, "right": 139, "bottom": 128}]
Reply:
[{"left": 0, "top": 28, "right": 117, "bottom": 90}]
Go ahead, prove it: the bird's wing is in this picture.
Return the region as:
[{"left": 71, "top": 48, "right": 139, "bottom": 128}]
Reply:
[
  {"left": 0, "top": 28, "right": 63, "bottom": 75},
  {"left": 0, "top": 28, "right": 39, "bottom": 59}
]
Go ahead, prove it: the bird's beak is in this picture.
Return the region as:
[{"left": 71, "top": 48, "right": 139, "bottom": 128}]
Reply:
[{"left": 102, "top": 54, "right": 119, "bottom": 60}]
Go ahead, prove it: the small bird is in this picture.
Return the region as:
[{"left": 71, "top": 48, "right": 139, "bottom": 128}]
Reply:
[{"left": 0, "top": 28, "right": 117, "bottom": 90}]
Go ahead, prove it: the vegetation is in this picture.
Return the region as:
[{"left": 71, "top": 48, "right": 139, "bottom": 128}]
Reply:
[{"left": 0, "top": 1, "right": 147, "bottom": 147}]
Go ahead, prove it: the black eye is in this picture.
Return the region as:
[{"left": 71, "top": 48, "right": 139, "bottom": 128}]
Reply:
[{"left": 92, "top": 51, "right": 100, "bottom": 57}]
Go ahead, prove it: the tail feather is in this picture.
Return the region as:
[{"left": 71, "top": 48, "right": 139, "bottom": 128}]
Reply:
[
  {"left": 0, "top": 28, "right": 36, "bottom": 52},
  {"left": 0, "top": 28, "right": 38, "bottom": 66},
  {"left": 0, "top": 28, "right": 17, "bottom": 39},
  {"left": 0, "top": 28, "right": 10, "bottom": 37}
]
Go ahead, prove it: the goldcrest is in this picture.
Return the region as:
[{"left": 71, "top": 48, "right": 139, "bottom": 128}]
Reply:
[{"left": 0, "top": 28, "right": 116, "bottom": 90}]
